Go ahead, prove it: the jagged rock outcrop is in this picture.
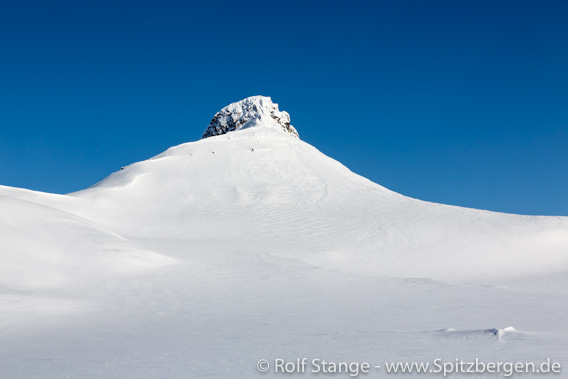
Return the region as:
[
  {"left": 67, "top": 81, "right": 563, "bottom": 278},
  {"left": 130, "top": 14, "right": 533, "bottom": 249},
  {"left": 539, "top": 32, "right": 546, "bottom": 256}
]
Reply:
[{"left": 201, "top": 96, "right": 299, "bottom": 139}]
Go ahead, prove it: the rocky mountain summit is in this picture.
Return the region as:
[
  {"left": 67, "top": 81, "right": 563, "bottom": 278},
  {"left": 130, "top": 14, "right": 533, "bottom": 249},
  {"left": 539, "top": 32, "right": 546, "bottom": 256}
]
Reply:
[{"left": 201, "top": 96, "right": 299, "bottom": 139}]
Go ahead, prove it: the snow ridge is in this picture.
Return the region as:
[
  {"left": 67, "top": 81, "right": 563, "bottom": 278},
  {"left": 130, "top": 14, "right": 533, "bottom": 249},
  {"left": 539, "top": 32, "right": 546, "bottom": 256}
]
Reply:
[{"left": 201, "top": 96, "right": 299, "bottom": 139}]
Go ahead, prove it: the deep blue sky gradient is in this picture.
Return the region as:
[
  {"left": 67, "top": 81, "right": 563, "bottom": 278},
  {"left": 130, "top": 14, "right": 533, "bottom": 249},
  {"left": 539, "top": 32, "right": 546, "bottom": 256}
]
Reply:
[{"left": 1, "top": 0, "right": 567, "bottom": 215}]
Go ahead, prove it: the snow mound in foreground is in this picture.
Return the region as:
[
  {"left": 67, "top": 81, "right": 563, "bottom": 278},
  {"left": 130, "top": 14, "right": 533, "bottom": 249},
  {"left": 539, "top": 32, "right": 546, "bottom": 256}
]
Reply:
[
  {"left": 436, "top": 327, "right": 519, "bottom": 341},
  {"left": 201, "top": 95, "right": 299, "bottom": 139}
]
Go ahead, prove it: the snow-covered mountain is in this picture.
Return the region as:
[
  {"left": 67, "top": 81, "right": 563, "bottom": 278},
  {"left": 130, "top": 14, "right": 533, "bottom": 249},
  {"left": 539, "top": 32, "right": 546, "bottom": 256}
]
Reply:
[{"left": 1, "top": 96, "right": 567, "bottom": 378}]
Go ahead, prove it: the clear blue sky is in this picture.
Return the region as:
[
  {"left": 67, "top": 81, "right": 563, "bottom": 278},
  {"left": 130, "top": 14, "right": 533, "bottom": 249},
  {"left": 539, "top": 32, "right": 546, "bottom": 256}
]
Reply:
[{"left": 1, "top": 0, "right": 567, "bottom": 215}]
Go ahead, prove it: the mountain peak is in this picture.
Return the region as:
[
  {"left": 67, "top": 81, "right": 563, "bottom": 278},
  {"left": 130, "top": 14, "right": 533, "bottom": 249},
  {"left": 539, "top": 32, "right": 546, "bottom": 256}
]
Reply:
[{"left": 201, "top": 96, "right": 299, "bottom": 139}]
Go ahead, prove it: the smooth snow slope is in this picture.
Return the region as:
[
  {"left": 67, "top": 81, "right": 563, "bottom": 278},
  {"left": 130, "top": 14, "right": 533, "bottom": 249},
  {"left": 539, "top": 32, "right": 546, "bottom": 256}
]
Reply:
[
  {"left": 1, "top": 96, "right": 567, "bottom": 378},
  {"left": 78, "top": 127, "right": 568, "bottom": 286}
]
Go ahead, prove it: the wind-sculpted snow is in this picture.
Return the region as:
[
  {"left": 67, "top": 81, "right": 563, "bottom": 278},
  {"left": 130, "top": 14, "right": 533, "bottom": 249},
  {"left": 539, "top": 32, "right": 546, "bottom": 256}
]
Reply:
[
  {"left": 434, "top": 327, "right": 520, "bottom": 341},
  {"left": 0, "top": 97, "right": 568, "bottom": 378},
  {"left": 201, "top": 95, "right": 299, "bottom": 139},
  {"left": 0, "top": 196, "right": 175, "bottom": 292}
]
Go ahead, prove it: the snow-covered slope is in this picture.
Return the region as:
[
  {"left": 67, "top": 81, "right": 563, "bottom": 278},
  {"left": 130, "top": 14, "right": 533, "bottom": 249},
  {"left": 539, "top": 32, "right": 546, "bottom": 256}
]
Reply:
[
  {"left": 0, "top": 196, "right": 173, "bottom": 291},
  {"left": 71, "top": 125, "right": 567, "bottom": 286},
  {"left": 1, "top": 96, "right": 567, "bottom": 378}
]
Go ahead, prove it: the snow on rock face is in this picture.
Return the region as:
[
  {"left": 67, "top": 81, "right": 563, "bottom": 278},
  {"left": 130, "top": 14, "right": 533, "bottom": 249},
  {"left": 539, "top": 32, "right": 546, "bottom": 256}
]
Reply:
[{"left": 201, "top": 96, "right": 299, "bottom": 139}]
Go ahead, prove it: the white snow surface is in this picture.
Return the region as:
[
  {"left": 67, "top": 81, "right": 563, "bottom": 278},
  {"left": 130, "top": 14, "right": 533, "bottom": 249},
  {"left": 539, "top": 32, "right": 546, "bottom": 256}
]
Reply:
[{"left": 1, "top": 106, "right": 568, "bottom": 378}]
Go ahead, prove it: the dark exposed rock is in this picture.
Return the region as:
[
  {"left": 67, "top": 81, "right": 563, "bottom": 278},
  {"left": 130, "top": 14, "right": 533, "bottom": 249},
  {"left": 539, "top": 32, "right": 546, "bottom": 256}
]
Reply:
[{"left": 201, "top": 96, "right": 299, "bottom": 139}]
